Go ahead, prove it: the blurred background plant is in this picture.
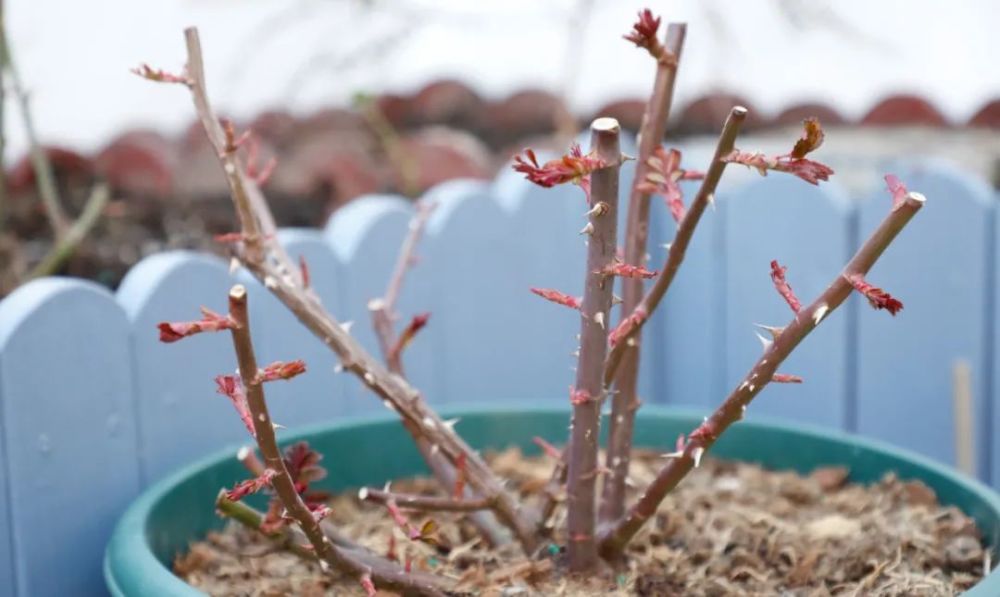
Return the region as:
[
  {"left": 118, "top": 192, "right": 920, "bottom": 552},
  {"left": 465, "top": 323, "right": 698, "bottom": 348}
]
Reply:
[{"left": 0, "top": 0, "right": 996, "bottom": 297}]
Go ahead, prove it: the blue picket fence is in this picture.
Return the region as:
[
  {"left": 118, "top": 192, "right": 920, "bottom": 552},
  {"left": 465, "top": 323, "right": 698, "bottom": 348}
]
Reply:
[{"left": 0, "top": 145, "right": 996, "bottom": 595}]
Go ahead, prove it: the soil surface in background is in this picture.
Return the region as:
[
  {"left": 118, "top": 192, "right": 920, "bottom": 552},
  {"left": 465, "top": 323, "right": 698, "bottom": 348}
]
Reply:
[{"left": 175, "top": 448, "right": 988, "bottom": 596}]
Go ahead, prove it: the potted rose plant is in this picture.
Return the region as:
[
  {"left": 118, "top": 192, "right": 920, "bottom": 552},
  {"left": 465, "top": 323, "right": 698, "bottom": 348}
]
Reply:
[{"left": 107, "top": 9, "right": 1000, "bottom": 595}]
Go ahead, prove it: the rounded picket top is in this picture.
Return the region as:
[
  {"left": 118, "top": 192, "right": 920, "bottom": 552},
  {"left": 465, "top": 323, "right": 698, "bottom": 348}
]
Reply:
[
  {"left": 856, "top": 161, "right": 994, "bottom": 474},
  {"left": 722, "top": 175, "right": 853, "bottom": 428},
  {"left": 117, "top": 250, "right": 232, "bottom": 320},
  {"left": 421, "top": 178, "right": 495, "bottom": 235},
  {"left": 0, "top": 277, "right": 141, "bottom": 597},
  {"left": 117, "top": 251, "right": 241, "bottom": 483},
  {"left": 325, "top": 193, "right": 413, "bottom": 263}
]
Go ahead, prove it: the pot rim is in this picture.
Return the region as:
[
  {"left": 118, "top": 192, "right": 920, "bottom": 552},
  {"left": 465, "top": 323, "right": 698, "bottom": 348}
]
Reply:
[{"left": 104, "top": 403, "right": 1000, "bottom": 596}]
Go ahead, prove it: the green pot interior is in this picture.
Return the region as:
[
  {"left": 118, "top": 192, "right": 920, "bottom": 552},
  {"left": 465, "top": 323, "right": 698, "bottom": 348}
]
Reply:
[{"left": 106, "top": 405, "right": 1000, "bottom": 595}]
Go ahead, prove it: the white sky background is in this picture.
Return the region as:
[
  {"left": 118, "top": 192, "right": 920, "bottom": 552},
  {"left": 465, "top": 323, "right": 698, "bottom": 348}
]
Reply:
[{"left": 6, "top": 0, "right": 998, "bottom": 159}]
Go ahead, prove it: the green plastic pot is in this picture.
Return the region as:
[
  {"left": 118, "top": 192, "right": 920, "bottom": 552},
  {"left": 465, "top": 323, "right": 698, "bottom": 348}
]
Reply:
[{"left": 105, "top": 405, "right": 1000, "bottom": 595}]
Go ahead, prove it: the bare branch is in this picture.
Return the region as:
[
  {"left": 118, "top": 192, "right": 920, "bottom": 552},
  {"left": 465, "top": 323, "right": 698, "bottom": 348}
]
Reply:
[
  {"left": 370, "top": 201, "right": 435, "bottom": 375},
  {"left": 565, "top": 117, "right": 622, "bottom": 571},
  {"left": 359, "top": 487, "right": 494, "bottom": 513},
  {"left": 601, "top": 22, "right": 685, "bottom": 524},
  {"left": 599, "top": 192, "right": 926, "bottom": 558}
]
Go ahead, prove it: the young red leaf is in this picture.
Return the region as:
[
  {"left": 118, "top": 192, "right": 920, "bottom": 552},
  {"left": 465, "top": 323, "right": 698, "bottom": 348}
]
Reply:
[
  {"left": 158, "top": 307, "right": 236, "bottom": 343},
  {"left": 283, "top": 441, "right": 328, "bottom": 494},
  {"left": 847, "top": 274, "right": 903, "bottom": 315},
  {"left": 225, "top": 469, "right": 276, "bottom": 501},
  {"left": 723, "top": 118, "right": 834, "bottom": 185},
  {"left": 772, "top": 373, "right": 804, "bottom": 383},
  {"left": 597, "top": 262, "right": 658, "bottom": 279},
  {"left": 637, "top": 147, "right": 703, "bottom": 223},
  {"left": 608, "top": 306, "right": 648, "bottom": 348},
  {"left": 530, "top": 287, "right": 581, "bottom": 310},
  {"left": 131, "top": 63, "right": 191, "bottom": 85},
  {"left": 623, "top": 9, "right": 664, "bottom": 59},
  {"left": 360, "top": 573, "right": 377, "bottom": 597},
  {"left": 512, "top": 143, "right": 606, "bottom": 199},
  {"left": 789, "top": 117, "right": 825, "bottom": 159},
  {"left": 885, "top": 174, "right": 908, "bottom": 211},
  {"left": 257, "top": 359, "right": 307, "bottom": 382},
  {"left": 770, "top": 260, "right": 802, "bottom": 314},
  {"left": 215, "top": 375, "right": 256, "bottom": 437},
  {"left": 307, "top": 503, "right": 332, "bottom": 524}
]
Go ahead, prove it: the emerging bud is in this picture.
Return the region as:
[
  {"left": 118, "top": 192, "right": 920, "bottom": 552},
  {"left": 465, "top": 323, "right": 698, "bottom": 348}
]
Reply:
[
  {"left": 609, "top": 306, "right": 648, "bottom": 347},
  {"left": 570, "top": 387, "right": 596, "bottom": 405},
  {"left": 723, "top": 118, "right": 834, "bottom": 185},
  {"left": 689, "top": 417, "right": 719, "bottom": 444},
  {"left": 257, "top": 360, "right": 307, "bottom": 383},
  {"left": 884, "top": 174, "right": 908, "bottom": 211},
  {"left": 225, "top": 469, "right": 276, "bottom": 501},
  {"left": 215, "top": 375, "right": 256, "bottom": 437},
  {"left": 772, "top": 373, "right": 804, "bottom": 383},
  {"left": 846, "top": 274, "right": 903, "bottom": 315},
  {"left": 770, "top": 260, "right": 802, "bottom": 313},
  {"left": 299, "top": 255, "right": 311, "bottom": 289},
  {"left": 244, "top": 135, "right": 276, "bottom": 185},
  {"left": 131, "top": 63, "right": 192, "bottom": 86},
  {"left": 158, "top": 307, "right": 236, "bottom": 343},
  {"left": 389, "top": 313, "right": 431, "bottom": 362},
  {"left": 530, "top": 287, "right": 582, "bottom": 310}
]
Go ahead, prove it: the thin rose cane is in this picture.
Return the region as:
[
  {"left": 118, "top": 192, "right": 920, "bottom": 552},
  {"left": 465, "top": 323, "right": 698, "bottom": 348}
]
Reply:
[
  {"left": 225, "top": 285, "right": 450, "bottom": 596},
  {"left": 599, "top": 190, "right": 925, "bottom": 559},
  {"left": 367, "top": 200, "right": 507, "bottom": 545},
  {"left": 136, "top": 27, "right": 539, "bottom": 553},
  {"left": 564, "top": 117, "right": 623, "bottom": 571},
  {"left": 601, "top": 18, "right": 686, "bottom": 524},
  {"left": 602, "top": 106, "right": 748, "bottom": 386}
]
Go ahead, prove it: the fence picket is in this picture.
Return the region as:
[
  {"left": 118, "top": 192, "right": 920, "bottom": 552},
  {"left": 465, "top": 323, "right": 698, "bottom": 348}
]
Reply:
[
  {"left": 0, "top": 279, "right": 141, "bottom": 596},
  {"left": 857, "top": 162, "right": 994, "bottom": 476},
  {"left": 118, "top": 251, "right": 239, "bottom": 483}
]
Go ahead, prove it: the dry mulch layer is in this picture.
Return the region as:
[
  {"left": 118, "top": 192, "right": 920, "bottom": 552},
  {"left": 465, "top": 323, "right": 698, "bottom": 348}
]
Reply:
[{"left": 175, "top": 448, "right": 991, "bottom": 596}]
